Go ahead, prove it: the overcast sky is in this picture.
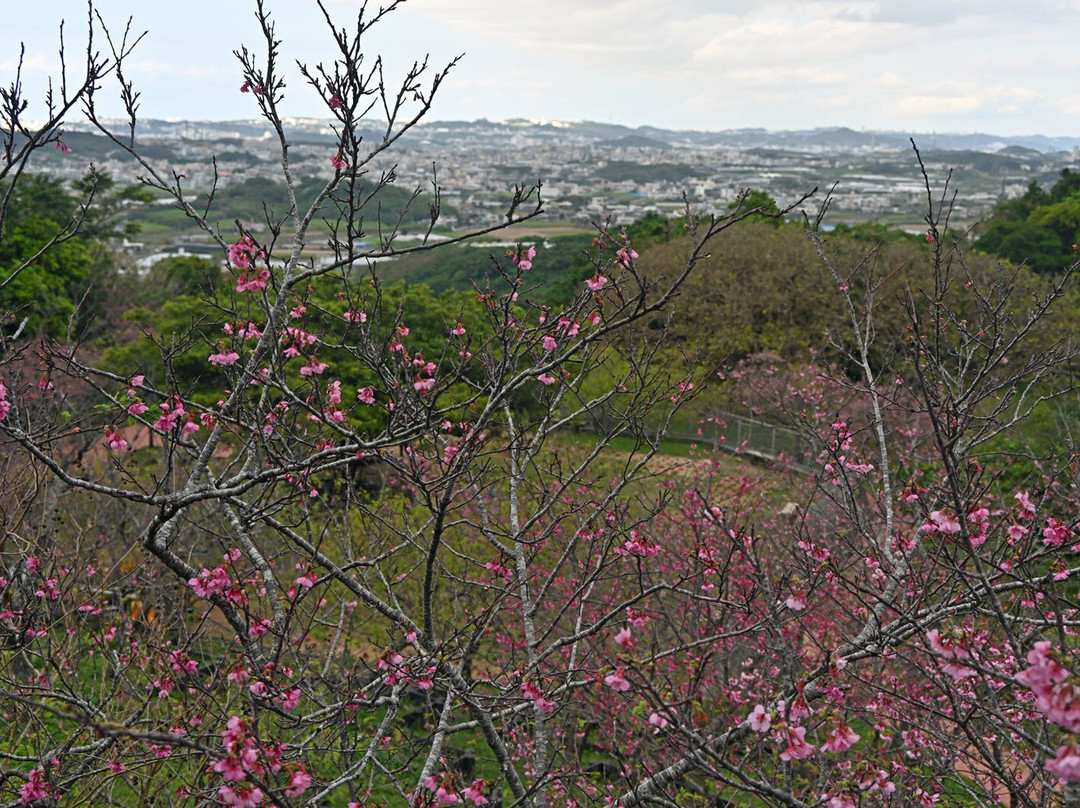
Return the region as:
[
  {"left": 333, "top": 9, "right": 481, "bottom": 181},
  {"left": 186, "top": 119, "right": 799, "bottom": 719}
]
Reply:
[{"left": 4, "top": 0, "right": 1080, "bottom": 136}]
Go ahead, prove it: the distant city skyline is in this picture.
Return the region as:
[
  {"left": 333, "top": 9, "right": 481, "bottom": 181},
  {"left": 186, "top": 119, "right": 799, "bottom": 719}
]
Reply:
[{"left": 5, "top": 1, "right": 1080, "bottom": 137}]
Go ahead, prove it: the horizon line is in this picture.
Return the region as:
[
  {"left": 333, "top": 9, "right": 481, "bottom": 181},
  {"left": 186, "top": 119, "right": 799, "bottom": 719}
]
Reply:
[{"left": 45, "top": 117, "right": 1080, "bottom": 143}]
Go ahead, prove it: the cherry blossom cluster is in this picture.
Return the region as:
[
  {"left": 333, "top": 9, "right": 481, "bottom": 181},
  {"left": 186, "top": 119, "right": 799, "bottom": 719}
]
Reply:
[
  {"left": 419, "top": 773, "right": 490, "bottom": 806},
  {"left": 210, "top": 715, "right": 311, "bottom": 805},
  {"left": 153, "top": 394, "right": 200, "bottom": 435},
  {"left": 229, "top": 236, "right": 270, "bottom": 292},
  {"left": 1016, "top": 641, "right": 1080, "bottom": 782},
  {"left": 19, "top": 765, "right": 55, "bottom": 805}
]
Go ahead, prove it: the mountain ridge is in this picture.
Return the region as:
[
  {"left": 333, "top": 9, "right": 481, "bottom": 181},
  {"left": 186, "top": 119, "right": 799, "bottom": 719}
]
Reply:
[{"left": 60, "top": 118, "right": 1080, "bottom": 154}]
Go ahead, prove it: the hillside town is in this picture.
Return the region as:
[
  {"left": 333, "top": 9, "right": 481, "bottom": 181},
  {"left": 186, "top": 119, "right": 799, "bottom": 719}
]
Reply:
[{"left": 37, "top": 118, "right": 1080, "bottom": 244}]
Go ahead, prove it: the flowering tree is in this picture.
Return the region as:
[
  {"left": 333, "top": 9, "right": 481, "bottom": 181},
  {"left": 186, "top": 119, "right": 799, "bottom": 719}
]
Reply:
[{"left": 4, "top": 3, "right": 1080, "bottom": 808}]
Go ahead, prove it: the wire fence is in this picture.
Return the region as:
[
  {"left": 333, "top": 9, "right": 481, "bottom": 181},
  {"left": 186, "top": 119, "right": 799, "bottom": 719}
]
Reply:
[{"left": 583, "top": 407, "right": 815, "bottom": 471}]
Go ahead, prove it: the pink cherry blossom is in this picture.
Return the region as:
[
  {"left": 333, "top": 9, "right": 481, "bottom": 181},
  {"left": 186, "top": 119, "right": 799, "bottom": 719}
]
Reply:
[
  {"left": 1016, "top": 640, "right": 1080, "bottom": 732},
  {"left": 617, "top": 530, "right": 659, "bottom": 557},
  {"left": 913, "top": 789, "right": 940, "bottom": 807},
  {"left": 189, "top": 566, "right": 231, "bottom": 598},
  {"left": 19, "top": 769, "right": 49, "bottom": 804},
  {"left": 603, "top": 670, "right": 631, "bottom": 691},
  {"left": 462, "top": 779, "right": 490, "bottom": 806},
  {"left": 104, "top": 428, "right": 128, "bottom": 451},
  {"left": 295, "top": 572, "right": 317, "bottom": 589},
  {"left": 35, "top": 577, "right": 60, "bottom": 600},
  {"left": 285, "top": 768, "right": 312, "bottom": 797},
  {"left": 647, "top": 711, "right": 669, "bottom": 731},
  {"left": 1046, "top": 744, "right": 1080, "bottom": 782},
  {"left": 586, "top": 274, "right": 608, "bottom": 292},
  {"left": 217, "top": 784, "right": 264, "bottom": 807},
  {"left": 169, "top": 650, "right": 198, "bottom": 675},
  {"left": 823, "top": 795, "right": 856, "bottom": 808},
  {"left": 435, "top": 785, "right": 460, "bottom": 804},
  {"left": 520, "top": 680, "right": 554, "bottom": 714},
  {"left": 926, "top": 628, "right": 977, "bottom": 681},
  {"left": 236, "top": 269, "right": 271, "bottom": 293},
  {"left": 212, "top": 755, "right": 248, "bottom": 782},
  {"left": 326, "top": 380, "right": 343, "bottom": 404},
  {"left": 1016, "top": 491, "right": 1036, "bottom": 519},
  {"left": 226, "top": 666, "right": 249, "bottom": 684},
  {"left": 1043, "top": 518, "right": 1074, "bottom": 547},
  {"left": 926, "top": 510, "right": 961, "bottom": 534},
  {"left": 209, "top": 351, "right": 240, "bottom": 367},
  {"left": 514, "top": 245, "right": 536, "bottom": 270},
  {"left": 821, "top": 723, "right": 860, "bottom": 753},
  {"left": 785, "top": 593, "right": 807, "bottom": 611},
  {"left": 228, "top": 236, "right": 261, "bottom": 269},
  {"left": 615, "top": 246, "right": 638, "bottom": 267},
  {"left": 748, "top": 704, "right": 771, "bottom": 732},
  {"left": 779, "top": 725, "right": 815, "bottom": 761},
  {"left": 789, "top": 689, "right": 811, "bottom": 720}
]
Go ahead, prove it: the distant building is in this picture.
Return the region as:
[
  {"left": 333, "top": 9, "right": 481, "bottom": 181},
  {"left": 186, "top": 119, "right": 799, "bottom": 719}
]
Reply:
[{"left": 134, "top": 244, "right": 222, "bottom": 272}]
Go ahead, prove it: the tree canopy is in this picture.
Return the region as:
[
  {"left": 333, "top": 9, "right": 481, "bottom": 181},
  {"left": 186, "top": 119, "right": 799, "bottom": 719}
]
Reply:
[{"left": 976, "top": 168, "right": 1080, "bottom": 272}]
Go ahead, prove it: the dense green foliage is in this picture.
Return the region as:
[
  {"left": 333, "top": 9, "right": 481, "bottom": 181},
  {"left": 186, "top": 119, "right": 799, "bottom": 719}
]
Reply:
[
  {"left": 631, "top": 218, "right": 1067, "bottom": 389},
  {"left": 381, "top": 234, "right": 595, "bottom": 304},
  {"left": 137, "top": 255, "right": 225, "bottom": 307},
  {"left": 125, "top": 176, "right": 449, "bottom": 233},
  {"left": 975, "top": 168, "right": 1080, "bottom": 272},
  {"left": 0, "top": 176, "right": 94, "bottom": 337},
  {"left": 0, "top": 215, "right": 92, "bottom": 337},
  {"left": 728, "top": 189, "right": 782, "bottom": 223},
  {"left": 103, "top": 268, "right": 494, "bottom": 422},
  {"left": 0, "top": 172, "right": 154, "bottom": 339},
  {"left": 4, "top": 171, "right": 1072, "bottom": 427},
  {"left": 594, "top": 160, "right": 706, "bottom": 183}
]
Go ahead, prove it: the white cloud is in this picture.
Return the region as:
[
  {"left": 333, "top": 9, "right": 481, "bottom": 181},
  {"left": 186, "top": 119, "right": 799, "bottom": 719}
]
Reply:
[
  {"left": 127, "top": 60, "right": 222, "bottom": 82},
  {"left": 893, "top": 84, "right": 1040, "bottom": 119},
  {"left": 0, "top": 51, "right": 59, "bottom": 74},
  {"left": 820, "top": 93, "right": 859, "bottom": 110},
  {"left": 726, "top": 66, "right": 848, "bottom": 88},
  {"left": 4, "top": 0, "right": 1080, "bottom": 134},
  {"left": 895, "top": 94, "right": 984, "bottom": 117},
  {"left": 876, "top": 72, "right": 908, "bottom": 89}
]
